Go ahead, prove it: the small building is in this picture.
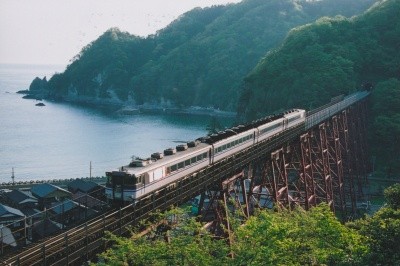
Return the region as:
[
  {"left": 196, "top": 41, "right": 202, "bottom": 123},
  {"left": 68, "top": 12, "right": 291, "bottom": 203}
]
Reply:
[
  {"left": 0, "top": 204, "right": 25, "bottom": 226},
  {"left": 67, "top": 179, "right": 104, "bottom": 198},
  {"left": 31, "top": 184, "right": 71, "bottom": 210},
  {"left": 0, "top": 204, "right": 25, "bottom": 249},
  {"left": 72, "top": 191, "right": 107, "bottom": 211},
  {"left": 4, "top": 189, "right": 38, "bottom": 209},
  {"left": 48, "top": 199, "right": 94, "bottom": 226}
]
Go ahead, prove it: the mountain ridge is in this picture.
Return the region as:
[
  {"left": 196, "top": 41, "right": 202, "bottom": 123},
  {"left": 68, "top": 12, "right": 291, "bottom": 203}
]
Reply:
[{"left": 27, "top": 0, "right": 376, "bottom": 111}]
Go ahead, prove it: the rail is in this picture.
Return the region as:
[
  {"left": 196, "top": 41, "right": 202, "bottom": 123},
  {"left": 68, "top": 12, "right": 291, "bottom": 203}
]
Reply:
[
  {"left": 1, "top": 91, "right": 370, "bottom": 265},
  {"left": 306, "top": 91, "right": 369, "bottom": 129}
]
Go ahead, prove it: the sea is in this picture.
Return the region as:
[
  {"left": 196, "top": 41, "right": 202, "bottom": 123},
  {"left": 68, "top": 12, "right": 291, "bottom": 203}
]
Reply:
[{"left": 0, "top": 64, "right": 234, "bottom": 183}]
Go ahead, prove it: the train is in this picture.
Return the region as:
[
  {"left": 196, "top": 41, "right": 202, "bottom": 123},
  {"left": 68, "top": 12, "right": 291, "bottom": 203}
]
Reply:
[{"left": 105, "top": 109, "right": 306, "bottom": 202}]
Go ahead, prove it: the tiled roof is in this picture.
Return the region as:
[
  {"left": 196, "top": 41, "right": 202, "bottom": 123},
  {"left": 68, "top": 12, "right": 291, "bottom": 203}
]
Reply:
[
  {"left": 73, "top": 191, "right": 106, "bottom": 208},
  {"left": 21, "top": 208, "right": 41, "bottom": 218},
  {"left": 0, "top": 204, "right": 25, "bottom": 219},
  {"left": 6, "top": 189, "right": 37, "bottom": 205},
  {"left": 31, "top": 183, "right": 71, "bottom": 198},
  {"left": 50, "top": 200, "right": 80, "bottom": 214},
  {"left": 68, "top": 179, "right": 99, "bottom": 193}
]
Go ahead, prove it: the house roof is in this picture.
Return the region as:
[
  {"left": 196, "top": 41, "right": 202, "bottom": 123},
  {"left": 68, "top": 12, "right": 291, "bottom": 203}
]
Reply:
[
  {"left": 31, "top": 183, "right": 71, "bottom": 199},
  {"left": 67, "top": 179, "right": 99, "bottom": 193},
  {"left": 73, "top": 191, "right": 106, "bottom": 208},
  {"left": 33, "top": 219, "right": 62, "bottom": 238},
  {"left": 0, "top": 204, "right": 25, "bottom": 219},
  {"left": 21, "top": 208, "right": 41, "bottom": 219},
  {"left": 6, "top": 189, "right": 37, "bottom": 205},
  {"left": 50, "top": 199, "right": 80, "bottom": 215}
]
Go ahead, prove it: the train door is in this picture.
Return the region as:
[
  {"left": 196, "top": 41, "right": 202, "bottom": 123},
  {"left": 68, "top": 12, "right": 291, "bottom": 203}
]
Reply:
[{"left": 209, "top": 146, "right": 214, "bottom": 164}]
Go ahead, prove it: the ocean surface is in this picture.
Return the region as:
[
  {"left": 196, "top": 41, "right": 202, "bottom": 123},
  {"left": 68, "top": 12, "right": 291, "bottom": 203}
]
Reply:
[{"left": 0, "top": 64, "right": 233, "bottom": 182}]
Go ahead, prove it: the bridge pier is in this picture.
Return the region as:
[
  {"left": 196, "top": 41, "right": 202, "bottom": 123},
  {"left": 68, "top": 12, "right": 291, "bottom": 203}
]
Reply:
[{"left": 196, "top": 97, "right": 369, "bottom": 228}]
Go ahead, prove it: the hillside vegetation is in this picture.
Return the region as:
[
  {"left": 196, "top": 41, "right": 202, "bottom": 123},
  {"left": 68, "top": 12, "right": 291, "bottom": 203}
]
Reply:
[
  {"left": 31, "top": 0, "right": 376, "bottom": 111},
  {"left": 99, "top": 184, "right": 400, "bottom": 266},
  {"left": 238, "top": 0, "right": 400, "bottom": 174}
]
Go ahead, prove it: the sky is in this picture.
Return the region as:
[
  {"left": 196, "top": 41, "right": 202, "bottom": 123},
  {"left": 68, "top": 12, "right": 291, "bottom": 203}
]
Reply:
[{"left": 0, "top": 0, "right": 241, "bottom": 66}]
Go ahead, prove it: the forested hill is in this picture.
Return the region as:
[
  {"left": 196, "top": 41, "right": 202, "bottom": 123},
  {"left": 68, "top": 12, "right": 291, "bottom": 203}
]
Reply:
[
  {"left": 31, "top": 0, "right": 376, "bottom": 111},
  {"left": 238, "top": 0, "right": 400, "bottom": 174}
]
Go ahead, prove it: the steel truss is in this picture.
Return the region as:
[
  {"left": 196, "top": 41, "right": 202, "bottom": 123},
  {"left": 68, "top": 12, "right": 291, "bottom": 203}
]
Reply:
[{"left": 200, "top": 100, "right": 369, "bottom": 229}]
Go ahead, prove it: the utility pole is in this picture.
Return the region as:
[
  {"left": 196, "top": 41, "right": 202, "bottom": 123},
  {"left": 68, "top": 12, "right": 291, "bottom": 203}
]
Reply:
[
  {"left": 90, "top": 161, "right": 92, "bottom": 178},
  {"left": 11, "top": 167, "right": 15, "bottom": 184}
]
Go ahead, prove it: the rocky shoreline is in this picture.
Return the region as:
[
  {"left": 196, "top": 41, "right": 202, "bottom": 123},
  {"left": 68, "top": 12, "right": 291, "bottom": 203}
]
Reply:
[{"left": 19, "top": 89, "right": 237, "bottom": 118}]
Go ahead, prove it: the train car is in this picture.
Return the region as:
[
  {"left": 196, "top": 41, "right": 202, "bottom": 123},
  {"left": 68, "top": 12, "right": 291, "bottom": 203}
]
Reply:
[
  {"left": 212, "top": 128, "right": 256, "bottom": 164},
  {"left": 105, "top": 142, "right": 210, "bottom": 201},
  {"left": 257, "top": 109, "right": 305, "bottom": 142},
  {"left": 284, "top": 109, "right": 306, "bottom": 129},
  {"left": 105, "top": 108, "right": 306, "bottom": 202}
]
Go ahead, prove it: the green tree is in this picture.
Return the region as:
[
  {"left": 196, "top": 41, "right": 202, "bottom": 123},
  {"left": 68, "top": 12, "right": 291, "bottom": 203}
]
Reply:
[
  {"left": 384, "top": 183, "right": 400, "bottom": 209},
  {"left": 98, "top": 204, "right": 368, "bottom": 265},
  {"left": 349, "top": 183, "right": 400, "bottom": 265},
  {"left": 232, "top": 204, "right": 368, "bottom": 265},
  {"left": 98, "top": 208, "right": 229, "bottom": 265}
]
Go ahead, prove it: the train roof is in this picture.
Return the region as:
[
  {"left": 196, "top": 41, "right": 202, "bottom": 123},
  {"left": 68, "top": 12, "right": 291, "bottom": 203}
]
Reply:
[
  {"left": 109, "top": 108, "right": 306, "bottom": 175},
  {"left": 113, "top": 142, "right": 210, "bottom": 176}
]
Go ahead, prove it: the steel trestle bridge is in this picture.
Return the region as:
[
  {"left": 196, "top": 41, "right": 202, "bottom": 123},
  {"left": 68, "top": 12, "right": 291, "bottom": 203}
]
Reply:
[{"left": 1, "top": 91, "right": 369, "bottom": 265}]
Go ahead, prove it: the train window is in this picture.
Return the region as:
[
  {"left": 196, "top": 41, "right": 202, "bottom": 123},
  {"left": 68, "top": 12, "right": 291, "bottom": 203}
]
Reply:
[
  {"left": 171, "top": 164, "right": 177, "bottom": 172},
  {"left": 197, "top": 154, "right": 203, "bottom": 161},
  {"left": 203, "top": 152, "right": 208, "bottom": 159},
  {"left": 227, "top": 142, "right": 231, "bottom": 148},
  {"left": 178, "top": 162, "right": 184, "bottom": 169},
  {"left": 185, "top": 159, "right": 191, "bottom": 166},
  {"left": 191, "top": 157, "right": 197, "bottom": 164},
  {"left": 166, "top": 167, "right": 171, "bottom": 175},
  {"left": 223, "top": 144, "right": 227, "bottom": 150}
]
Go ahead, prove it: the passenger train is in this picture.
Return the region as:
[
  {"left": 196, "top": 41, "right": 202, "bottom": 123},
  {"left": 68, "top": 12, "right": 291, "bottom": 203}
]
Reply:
[
  {"left": 105, "top": 90, "right": 369, "bottom": 202},
  {"left": 105, "top": 109, "right": 306, "bottom": 201}
]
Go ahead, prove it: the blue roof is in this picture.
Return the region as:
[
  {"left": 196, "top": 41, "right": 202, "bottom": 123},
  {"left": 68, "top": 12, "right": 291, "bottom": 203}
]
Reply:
[
  {"left": 31, "top": 183, "right": 71, "bottom": 198},
  {"left": 68, "top": 179, "right": 99, "bottom": 193},
  {"left": 6, "top": 190, "right": 37, "bottom": 204},
  {"left": 0, "top": 204, "right": 25, "bottom": 218},
  {"left": 50, "top": 200, "right": 79, "bottom": 214}
]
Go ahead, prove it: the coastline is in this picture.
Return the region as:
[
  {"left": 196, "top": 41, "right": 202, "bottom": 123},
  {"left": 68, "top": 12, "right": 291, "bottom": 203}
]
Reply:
[{"left": 19, "top": 90, "right": 237, "bottom": 118}]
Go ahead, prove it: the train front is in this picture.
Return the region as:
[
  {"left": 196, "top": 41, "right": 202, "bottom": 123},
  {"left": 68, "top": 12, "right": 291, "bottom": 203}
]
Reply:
[{"left": 105, "top": 170, "right": 138, "bottom": 202}]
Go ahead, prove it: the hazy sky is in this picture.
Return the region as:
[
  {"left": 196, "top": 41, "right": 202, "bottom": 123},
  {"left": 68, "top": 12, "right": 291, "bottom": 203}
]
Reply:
[{"left": 0, "top": 0, "right": 241, "bottom": 65}]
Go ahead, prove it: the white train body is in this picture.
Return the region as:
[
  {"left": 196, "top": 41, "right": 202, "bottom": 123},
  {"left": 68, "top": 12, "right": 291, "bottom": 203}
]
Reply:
[{"left": 106, "top": 109, "right": 306, "bottom": 202}]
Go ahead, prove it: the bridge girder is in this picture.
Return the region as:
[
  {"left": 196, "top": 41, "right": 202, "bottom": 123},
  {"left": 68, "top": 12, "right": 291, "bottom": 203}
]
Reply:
[{"left": 199, "top": 99, "right": 369, "bottom": 229}]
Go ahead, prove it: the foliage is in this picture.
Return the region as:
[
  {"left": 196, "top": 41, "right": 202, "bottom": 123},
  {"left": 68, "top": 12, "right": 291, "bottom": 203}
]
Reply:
[
  {"left": 348, "top": 183, "right": 400, "bottom": 265},
  {"left": 238, "top": 0, "right": 400, "bottom": 174},
  {"left": 232, "top": 204, "right": 368, "bottom": 266},
  {"left": 35, "top": 0, "right": 376, "bottom": 111},
  {"left": 370, "top": 78, "right": 400, "bottom": 175},
  {"left": 97, "top": 204, "right": 368, "bottom": 265},
  {"left": 98, "top": 208, "right": 229, "bottom": 265},
  {"left": 383, "top": 183, "right": 400, "bottom": 209}
]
